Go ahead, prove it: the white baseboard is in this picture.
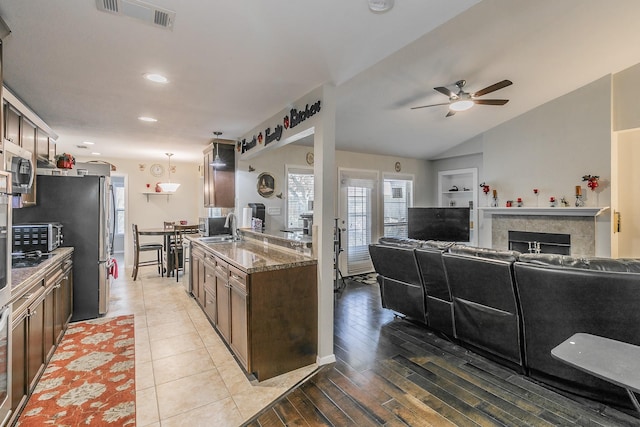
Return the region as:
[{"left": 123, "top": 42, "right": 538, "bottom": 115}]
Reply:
[{"left": 316, "top": 354, "right": 336, "bottom": 366}]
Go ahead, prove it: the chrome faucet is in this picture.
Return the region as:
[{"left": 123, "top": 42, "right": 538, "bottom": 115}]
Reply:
[{"left": 224, "top": 212, "right": 238, "bottom": 240}]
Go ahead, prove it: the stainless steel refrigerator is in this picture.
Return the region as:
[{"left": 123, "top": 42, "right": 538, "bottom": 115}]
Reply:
[{"left": 14, "top": 174, "right": 114, "bottom": 321}]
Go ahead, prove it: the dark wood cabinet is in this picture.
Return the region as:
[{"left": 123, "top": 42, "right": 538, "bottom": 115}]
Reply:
[
  {"left": 11, "top": 308, "right": 28, "bottom": 412},
  {"left": 4, "top": 103, "right": 20, "bottom": 144},
  {"left": 10, "top": 252, "right": 74, "bottom": 425},
  {"left": 26, "top": 292, "right": 45, "bottom": 392},
  {"left": 55, "top": 259, "right": 73, "bottom": 342},
  {"left": 43, "top": 284, "right": 55, "bottom": 360},
  {"left": 36, "top": 127, "right": 54, "bottom": 167},
  {"left": 202, "top": 256, "right": 216, "bottom": 321},
  {"left": 229, "top": 266, "right": 248, "bottom": 368},
  {"left": 203, "top": 143, "right": 235, "bottom": 208},
  {"left": 191, "top": 241, "right": 317, "bottom": 381},
  {"left": 215, "top": 257, "right": 231, "bottom": 341}
]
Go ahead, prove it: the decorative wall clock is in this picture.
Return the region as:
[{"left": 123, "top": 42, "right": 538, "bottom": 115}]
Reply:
[{"left": 150, "top": 163, "right": 164, "bottom": 177}]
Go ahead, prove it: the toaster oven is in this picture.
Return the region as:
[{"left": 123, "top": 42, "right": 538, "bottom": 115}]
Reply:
[{"left": 12, "top": 223, "right": 64, "bottom": 253}]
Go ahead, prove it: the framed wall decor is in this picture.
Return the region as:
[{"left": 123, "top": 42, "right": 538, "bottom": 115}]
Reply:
[{"left": 257, "top": 172, "right": 275, "bottom": 198}]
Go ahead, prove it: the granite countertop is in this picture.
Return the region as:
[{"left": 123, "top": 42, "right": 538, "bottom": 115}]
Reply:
[
  {"left": 191, "top": 238, "right": 316, "bottom": 274},
  {"left": 11, "top": 247, "right": 74, "bottom": 300},
  {"left": 240, "top": 228, "right": 312, "bottom": 246}
]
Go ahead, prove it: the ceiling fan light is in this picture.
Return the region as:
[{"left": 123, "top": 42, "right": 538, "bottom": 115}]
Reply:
[{"left": 450, "top": 100, "right": 474, "bottom": 112}]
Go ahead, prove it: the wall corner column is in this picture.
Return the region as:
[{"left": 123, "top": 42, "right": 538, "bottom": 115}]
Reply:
[{"left": 315, "top": 84, "right": 336, "bottom": 365}]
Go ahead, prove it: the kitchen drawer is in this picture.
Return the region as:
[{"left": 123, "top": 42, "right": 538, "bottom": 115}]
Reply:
[
  {"left": 214, "top": 256, "right": 228, "bottom": 279},
  {"left": 203, "top": 282, "right": 216, "bottom": 322},
  {"left": 229, "top": 265, "right": 247, "bottom": 294}
]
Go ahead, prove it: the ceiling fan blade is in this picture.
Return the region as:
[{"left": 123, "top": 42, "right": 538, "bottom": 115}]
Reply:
[
  {"left": 474, "top": 99, "right": 509, "bottom": 106},
  {"left": 434, "top": 86, "right": 455, "bottom": 97},
  {"left": 472, "top": 80, "right": 513, "bottom": 97},
  {"left": 445, "top": 110, "right": 456, "bottom": 117},
  {"left": 410, "top": 102, "right": 451, "bottom": 110}
]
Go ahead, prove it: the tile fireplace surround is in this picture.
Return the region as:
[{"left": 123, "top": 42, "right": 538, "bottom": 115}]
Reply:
[{"left": 483, "top": 208, "right": 609, "bottom": 257}]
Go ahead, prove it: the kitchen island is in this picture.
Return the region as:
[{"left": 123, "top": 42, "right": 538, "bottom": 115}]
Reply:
[{"left": 190, "top": 236, "right": 317, "bottom": 381}]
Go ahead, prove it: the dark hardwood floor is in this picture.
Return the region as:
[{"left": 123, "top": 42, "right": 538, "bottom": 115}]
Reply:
[{"left": 244, "top": 280, "right": 639, "bottom": 426}]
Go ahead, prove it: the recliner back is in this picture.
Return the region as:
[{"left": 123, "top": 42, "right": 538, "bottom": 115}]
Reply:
[
  {"left": 415, "top": 241, "right": 454, "bottom": 335},
  {"left": 369, "top": 243, "right": 425, "bottom": 322},
  {"left": 443, "top": 246, "right": 524, "bottom": 371},
  {"left": 514, "top": 254, "right": 640, "bottom": 406}
]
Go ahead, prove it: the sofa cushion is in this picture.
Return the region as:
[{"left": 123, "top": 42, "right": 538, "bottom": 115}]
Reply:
[
  {"left": 449, "top": 244, "right": 520, "bottom": 263},
  {"left": 422, "top": 240, "right": 455, "bottom": 251},
  {"left": 377, "top": 237, "right": 423, "bottom": 248},
  {"left": 518, "top": 253, "right": 640, "bottom": 272}
]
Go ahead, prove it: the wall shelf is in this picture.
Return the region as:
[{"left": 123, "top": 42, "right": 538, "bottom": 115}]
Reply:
[
  {"left": 438, "top": 168, "right": 478, "bottom": 246},
  {"left": 142, "top": 191, "right": 173, "bottom": 202},
  {"left": 479, "top": 206, "right": 610, "bottom": 217}
]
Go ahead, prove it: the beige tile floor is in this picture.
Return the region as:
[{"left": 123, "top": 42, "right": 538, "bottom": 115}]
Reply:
[{"left": 108, "top": 257, "right": 317, "bottom": 427}]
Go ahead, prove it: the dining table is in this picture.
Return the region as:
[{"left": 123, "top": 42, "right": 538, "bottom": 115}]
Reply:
[{"left": 138, "top": 225, "right": 199, "bottom": 275}]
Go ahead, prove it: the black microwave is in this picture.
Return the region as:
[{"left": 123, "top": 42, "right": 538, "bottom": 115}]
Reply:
[{"left": 2, "top": 140, "right": 35, "bottom": 194}]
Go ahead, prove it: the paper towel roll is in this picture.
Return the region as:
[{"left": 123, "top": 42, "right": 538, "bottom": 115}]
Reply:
[{"left": 242, "top": 207, "right": 252, "bottom": 228}]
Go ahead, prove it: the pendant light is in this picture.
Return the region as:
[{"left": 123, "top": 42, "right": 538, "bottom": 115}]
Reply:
[
  {"left": 158, "top": 153, "right": 180, "bottom": 192},
  {"left": 210, "top": 131, "right": 226, "bottom": 168}
]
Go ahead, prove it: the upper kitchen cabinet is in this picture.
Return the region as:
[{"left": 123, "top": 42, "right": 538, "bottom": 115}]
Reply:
[
  {"left": 37, "top": 127, "right": 55, "bottom": 167},
  {"left": 4, "top": 102, "right": 20, "bottom": 144},
  {"left": 2, "top": 87, "right": 58, "bottom": 207},
  {"left": 203, "top": 142, "right": 235, "bottom": 208}
]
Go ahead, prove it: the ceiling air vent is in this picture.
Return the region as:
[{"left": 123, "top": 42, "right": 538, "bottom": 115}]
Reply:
[{"left": 95, "top": 0, "right": 175, "bottom": 30}]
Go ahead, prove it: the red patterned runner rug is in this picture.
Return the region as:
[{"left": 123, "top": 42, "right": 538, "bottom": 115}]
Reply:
[{"left": 17, "top": 315, "right": 136, "bottom": 426}]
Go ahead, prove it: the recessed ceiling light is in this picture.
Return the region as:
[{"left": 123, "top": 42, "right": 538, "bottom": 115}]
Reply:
[
  {"left": 144, "top": 73, "right": 169, "bottom": 84},
  {"left": 91, "top": 152, "right": 101, "bottom": 156},
  {"left": 138, "top": 116, "right": 158, "bottom": 122},
  {"left": 83, "top": 141, "right": 95, "bottom": 145}
]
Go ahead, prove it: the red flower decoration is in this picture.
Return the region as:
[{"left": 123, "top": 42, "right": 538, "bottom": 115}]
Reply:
[
  {"left": 258, "top": 132, "right": 263, "bottom": 144},
  {"left": 283, "top": 116, "right": 290, "bottom": 129},
  {"left": 582, "top": 175, "right": 600, "bottom": 191},
  {"left": 479, "top": 182, "right": 490, "bottom": 194},
  {"left": 533, "top": 188, "right": 539, "bottom": 194}
]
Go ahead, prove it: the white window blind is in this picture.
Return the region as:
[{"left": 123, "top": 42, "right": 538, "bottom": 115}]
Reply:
[
  {"left": 286, "top": 167, "right": 314, "bottom": 229},
  {"left": 383, "top": 177, "right": 413, "bottom": 238},
  {"left": 340, "top": 169, "right": 377, "bottom": 275}
]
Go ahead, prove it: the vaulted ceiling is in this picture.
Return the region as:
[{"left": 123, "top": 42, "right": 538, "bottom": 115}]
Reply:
[{"left": 1, "top": 0, "right": 639, "bottom": 162}]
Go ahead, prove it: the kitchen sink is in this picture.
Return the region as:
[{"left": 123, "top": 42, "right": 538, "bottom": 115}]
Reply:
[{"left": 198, "top": 235, "right": 236, "bottom": 244}]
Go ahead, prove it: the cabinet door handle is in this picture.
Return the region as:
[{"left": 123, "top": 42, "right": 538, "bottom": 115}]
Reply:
[{"left": 29, "top": 310, "right": 37, "bottom": 317}]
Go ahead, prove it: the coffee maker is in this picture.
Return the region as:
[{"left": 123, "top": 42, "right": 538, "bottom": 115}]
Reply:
[{"left": 248, "top": 202, "right": 266, "bottom": 231}]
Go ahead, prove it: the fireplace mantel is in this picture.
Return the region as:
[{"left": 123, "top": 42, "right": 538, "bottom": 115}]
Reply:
[{"left": 479, "top": 207, "right": 609, "bottom": 217}]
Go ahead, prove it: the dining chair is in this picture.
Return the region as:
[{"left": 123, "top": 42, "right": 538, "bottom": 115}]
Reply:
[
  {"left": 132, "top": 224, "right": 164, "bottom": 281},
  {"left": 171, "top": 224, "right": 200, "bottom": 281}
]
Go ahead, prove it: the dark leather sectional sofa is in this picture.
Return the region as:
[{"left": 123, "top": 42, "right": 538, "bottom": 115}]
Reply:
[{"left": 369, "top": 238, "right": 640, "bottom": 409}]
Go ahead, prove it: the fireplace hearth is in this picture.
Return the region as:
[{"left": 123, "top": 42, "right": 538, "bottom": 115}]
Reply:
[{"left": 509, "top": 231, "right": 570, "bottom": 255}]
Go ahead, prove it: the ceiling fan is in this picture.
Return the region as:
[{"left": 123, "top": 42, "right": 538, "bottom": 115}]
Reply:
[{"left": 411, "top": 79, "right": 513, "bottom": 117}]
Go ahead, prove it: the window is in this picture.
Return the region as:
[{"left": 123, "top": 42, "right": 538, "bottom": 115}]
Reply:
[
  {"left": 114, "top": 184, "right": 125, "bottom": 236},
  {"left": 383, "top": 176, "right": 413, "bottom": 238},
  {"left": 339, "top": 169, "right": 378, "bottom": 275},
  {"left": 286, "top": 167, "right": 314, "bottom": 229}
]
